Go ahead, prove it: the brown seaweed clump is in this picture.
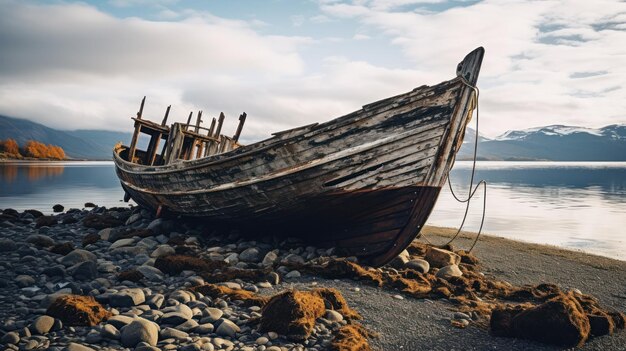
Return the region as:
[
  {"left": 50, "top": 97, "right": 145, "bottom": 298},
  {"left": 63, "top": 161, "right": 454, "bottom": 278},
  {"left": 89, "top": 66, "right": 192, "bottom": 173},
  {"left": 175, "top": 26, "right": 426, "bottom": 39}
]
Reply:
[
  {"left": 313, "top": 288, "right": 362, "bottom": 320},
  {"left": 50, "top": 242, "right": 75, "bottom": 255},
  {"left": 259, "top": 290, "right": 326, "bottom": 340},
  {"left": 82, "top": 213, "right": 123, "bottom": 229},
  {"left": 491, "top": 292, "right": 591, "bottom": 347},
  {"left": 46, "top": 295, "right": 111, "bottom": 326},
  {"left": 191, "top": 284, "right": 268, "bottom": 307},
  {"left": 154, "top": 255, "right": 227, "bottom": 275},
  {"left": 330, "top": 324, "right": 374, "bottom": 351},
  {"left": 312, "top": 259, "right": 384, "bottom": 286},
  {"left": 200, "top": 268, "right": 271, "bottom": 284},
  {"left": 118, "top": 269, "right": 144, "bottom": 282}
]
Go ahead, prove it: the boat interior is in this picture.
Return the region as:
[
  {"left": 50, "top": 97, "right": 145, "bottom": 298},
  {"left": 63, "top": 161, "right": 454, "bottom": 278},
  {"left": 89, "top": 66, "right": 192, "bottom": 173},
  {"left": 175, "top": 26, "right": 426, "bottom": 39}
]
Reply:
[{"left": 117, "top": 97, "right": 246, "bottom": 166}]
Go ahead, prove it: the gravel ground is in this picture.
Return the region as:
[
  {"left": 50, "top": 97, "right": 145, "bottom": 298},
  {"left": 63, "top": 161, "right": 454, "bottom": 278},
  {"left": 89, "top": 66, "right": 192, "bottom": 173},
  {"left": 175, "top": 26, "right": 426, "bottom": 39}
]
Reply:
[{"left": 0, "top": 206, "right": 624, "bottom": 351}]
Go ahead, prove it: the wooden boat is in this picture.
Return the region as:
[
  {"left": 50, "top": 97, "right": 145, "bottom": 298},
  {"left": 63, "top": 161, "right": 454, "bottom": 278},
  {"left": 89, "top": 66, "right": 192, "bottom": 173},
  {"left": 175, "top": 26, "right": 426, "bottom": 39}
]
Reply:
[{"left": 113, "top": 47, "right": 484, "bottom": 267}]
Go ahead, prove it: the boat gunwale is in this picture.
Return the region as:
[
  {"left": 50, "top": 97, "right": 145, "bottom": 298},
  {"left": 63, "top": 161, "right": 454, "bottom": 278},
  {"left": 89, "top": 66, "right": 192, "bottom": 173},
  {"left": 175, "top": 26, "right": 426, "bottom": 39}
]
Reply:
[
  {"left": 113, "top": 77, "right": 465, "bottom": 176},
  {"left": 116, "top": 122, "right": 447, "bottom": 196}
]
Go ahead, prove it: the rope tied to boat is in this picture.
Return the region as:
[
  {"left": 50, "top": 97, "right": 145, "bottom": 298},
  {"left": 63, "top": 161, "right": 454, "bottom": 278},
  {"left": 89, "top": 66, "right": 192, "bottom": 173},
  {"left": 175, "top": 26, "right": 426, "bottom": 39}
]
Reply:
[{"left": 423, "top": 77, "right": 487, "bottom": 252}]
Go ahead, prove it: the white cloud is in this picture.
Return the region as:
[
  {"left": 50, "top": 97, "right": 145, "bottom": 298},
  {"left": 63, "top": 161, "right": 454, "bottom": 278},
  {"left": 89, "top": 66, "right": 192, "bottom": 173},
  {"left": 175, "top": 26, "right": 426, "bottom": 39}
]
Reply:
[
  {"left": 320, "top": 0, "right": 626, "bottom": 136},
  {"left": 310, "top": 14, "right": 331, "bottom": 23},
  {"left": 353, "top": 33, "right": 371, "bottom": 40},
  {"left": 0, "top": 0, "right": 624, "bottom": 142}
]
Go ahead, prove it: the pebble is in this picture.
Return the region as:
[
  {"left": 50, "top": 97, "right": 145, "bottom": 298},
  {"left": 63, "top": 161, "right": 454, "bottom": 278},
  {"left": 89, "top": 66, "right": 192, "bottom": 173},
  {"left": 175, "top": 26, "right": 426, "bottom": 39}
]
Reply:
[
  {"left": 285, "top": 270, "right": 301, "bottom": 279},
  {"left": 15, "top": 274, "right": 35, "bottom": 287},
  {"left": 256, "top": 336, "right": 269, "bottom": 345},
  {"left": 30, "top": 315, "right": 55, "bottom": 334},
  {"left": 101, "top": 324, "right": 121, "bottom": 339},
  {"left": 436, "top": 264, "right": 463, "bottom": 278},
  {"left": 109, "top": 288, "right": 146, "bottom": 307},
  {"left": 110, "top": 238, "right": 135, "bottom": 249},
  {"left": 325, "top": 310, "right": 343, "bottom": 322},
  {"left": 239, "top": 247, "right": 262, "bottom": 262},
  {"left": 160, "top": 327, "right": 189, "bottom": 340},
  {"left": 151, "top": 245, "right": 175, "bottom": 258},
  {"left": 203, "top": 307, "right": 223, "bottom": 322},
  {"left": 392, "top": 294, "right": 404, "bottom": 300},
  {"left": 1, "top": 331, "right": 20, "bottom": 344},
  {"left": 406, "top": 259, "right": 430, "bottom": 273},
  {"left": 64, "top": 343, "right": 96, "bottom": 351},
  {"left": 59, "top": 249, "right": 96, "bottom": 266},
  {"left": 121, "top": 319, "right": 159, "bottom": 347},
  {"left": 215, "top": 318, "right": 240, "bottom": 337},
  {"left": 262, "top": 251, "right": 279, "bottom": 267},
  {"left": 454, "top": 312, "right": 471, "bottom": 320},
  {"left": 107, "top": 315, "right": 135, "bottom": 329}
]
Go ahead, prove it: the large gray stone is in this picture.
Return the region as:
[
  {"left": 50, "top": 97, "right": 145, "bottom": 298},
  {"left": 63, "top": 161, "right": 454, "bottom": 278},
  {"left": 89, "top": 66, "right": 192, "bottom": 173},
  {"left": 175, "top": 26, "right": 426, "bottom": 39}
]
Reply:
[
  {"left": 120, "top": 319, "right": 158, "bottom": 347},
  {"left": 109, "top": 288, "right": 145, "bottom": 307},
  {"left": 59, "top": 249, "right": 96, "bottom": 266}
]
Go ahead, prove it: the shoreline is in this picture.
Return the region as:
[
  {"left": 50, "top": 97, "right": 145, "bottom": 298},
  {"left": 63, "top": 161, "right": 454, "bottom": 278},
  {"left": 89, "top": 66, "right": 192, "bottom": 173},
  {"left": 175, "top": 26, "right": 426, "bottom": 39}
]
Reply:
[{"left": 0, "top": 208, "right": 624, "bottom": 350}]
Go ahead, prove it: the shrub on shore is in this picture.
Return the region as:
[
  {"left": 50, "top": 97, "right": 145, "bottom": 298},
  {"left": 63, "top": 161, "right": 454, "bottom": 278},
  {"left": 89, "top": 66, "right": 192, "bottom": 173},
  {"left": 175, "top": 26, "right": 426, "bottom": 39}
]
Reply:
[{"left": 0, "top": 138, "right": 66, "bottom": 160}]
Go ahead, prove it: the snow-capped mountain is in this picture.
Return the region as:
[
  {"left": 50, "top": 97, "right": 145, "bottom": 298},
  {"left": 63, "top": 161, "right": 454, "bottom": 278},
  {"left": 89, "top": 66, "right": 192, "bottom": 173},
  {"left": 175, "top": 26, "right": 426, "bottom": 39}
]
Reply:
[
  {"left": 495, "top": 125, "right": 624, "bottom": 141},
  {"left": 458, "top": 124, "right": 626, "bottom": 161}
]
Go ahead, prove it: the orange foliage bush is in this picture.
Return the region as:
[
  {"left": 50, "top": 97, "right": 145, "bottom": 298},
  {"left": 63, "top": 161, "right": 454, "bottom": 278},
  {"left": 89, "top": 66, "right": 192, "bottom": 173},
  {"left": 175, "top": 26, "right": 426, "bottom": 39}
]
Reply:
[
  {"left": 0, "top": 138, "right": 21, "bottom": 156},
  {"left": 22, "top": 140, "right": 66, "bottom": 159}
]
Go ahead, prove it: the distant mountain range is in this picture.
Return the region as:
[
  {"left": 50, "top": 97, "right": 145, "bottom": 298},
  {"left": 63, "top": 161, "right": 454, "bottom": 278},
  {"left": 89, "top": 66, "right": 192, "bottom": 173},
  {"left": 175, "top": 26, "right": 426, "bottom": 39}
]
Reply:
[
  {"left": 0, "top": 115, "right": 130, "bottom": 160},
  {"left": 1, "top": 114, "right": 625, "bottom": 161},
  {"left": 458, "top": 124, "right": 626, "bottom": 161}
]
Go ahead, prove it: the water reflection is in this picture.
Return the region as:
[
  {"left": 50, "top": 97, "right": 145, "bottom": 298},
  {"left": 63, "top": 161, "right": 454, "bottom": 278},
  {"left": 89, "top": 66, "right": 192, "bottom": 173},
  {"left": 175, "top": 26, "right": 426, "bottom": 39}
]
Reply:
[
  {"left": 0, "top": 161, "right": 129, "bottom": 211},
  {"left": 1, "top": 162, "right": 65, "bottom": 183},
  {"left": 428, "top": 162, "right": 626, "bottom": 260},
  {"left": 0, "top": 161, "right": 625, "bottom": 261}
]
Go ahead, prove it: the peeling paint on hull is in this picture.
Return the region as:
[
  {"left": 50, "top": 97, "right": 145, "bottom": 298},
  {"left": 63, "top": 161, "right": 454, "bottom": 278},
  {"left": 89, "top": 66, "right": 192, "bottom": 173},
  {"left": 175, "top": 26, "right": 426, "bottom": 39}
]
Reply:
[{"left": 113, "top": 47, "right": 485, "bottom": 266}]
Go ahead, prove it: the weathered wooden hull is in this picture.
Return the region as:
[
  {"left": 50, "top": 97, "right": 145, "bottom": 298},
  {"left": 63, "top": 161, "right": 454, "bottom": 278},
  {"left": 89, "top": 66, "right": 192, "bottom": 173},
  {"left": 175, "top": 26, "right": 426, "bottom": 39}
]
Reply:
[{"left": 113, "top": 47, "right": 484, "bottom": 266}]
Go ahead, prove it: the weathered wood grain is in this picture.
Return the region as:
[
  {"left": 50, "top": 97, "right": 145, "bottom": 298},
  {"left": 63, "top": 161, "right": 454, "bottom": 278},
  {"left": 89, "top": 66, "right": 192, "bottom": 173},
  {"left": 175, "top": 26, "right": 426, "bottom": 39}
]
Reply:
[{"left": 113, "top": 47, "right": 485, "bottom": 266}]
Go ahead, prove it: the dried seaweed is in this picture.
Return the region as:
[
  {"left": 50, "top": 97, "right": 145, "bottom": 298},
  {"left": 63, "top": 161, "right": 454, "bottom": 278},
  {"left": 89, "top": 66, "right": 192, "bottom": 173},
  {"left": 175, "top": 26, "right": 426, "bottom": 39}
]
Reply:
[{"left": 46, "top": 295, "right": 111, "bottom": 326}]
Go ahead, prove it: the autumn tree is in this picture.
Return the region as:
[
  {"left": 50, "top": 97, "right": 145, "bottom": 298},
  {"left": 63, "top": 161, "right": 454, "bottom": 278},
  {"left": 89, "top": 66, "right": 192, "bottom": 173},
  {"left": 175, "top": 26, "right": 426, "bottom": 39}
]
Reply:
[
  {"left": 22, "top": 140, "right": 66, "bottom": 160},
  {"left": 0, "top": 139, "right": 21, "bottom": 156}
]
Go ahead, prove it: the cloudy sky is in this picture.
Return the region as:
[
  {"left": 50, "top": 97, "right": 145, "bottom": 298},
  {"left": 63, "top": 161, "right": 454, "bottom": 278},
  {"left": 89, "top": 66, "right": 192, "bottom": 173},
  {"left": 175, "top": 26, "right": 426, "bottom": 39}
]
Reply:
[{"left": 0, "top": 0, "right": 625, "bottom": 141}]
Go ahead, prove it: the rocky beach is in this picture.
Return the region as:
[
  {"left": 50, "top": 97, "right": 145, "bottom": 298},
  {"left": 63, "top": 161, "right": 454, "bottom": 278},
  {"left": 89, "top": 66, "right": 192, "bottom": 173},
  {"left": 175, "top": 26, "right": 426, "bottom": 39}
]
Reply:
[{"left": 0, "top": 205, "right": 624, "bottom": 351}]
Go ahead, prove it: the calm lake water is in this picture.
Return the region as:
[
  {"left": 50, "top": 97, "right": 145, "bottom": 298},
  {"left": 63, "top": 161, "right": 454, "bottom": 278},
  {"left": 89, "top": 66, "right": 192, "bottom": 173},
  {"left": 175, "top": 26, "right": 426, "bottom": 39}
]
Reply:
[{"left": 1, "top": 160, "right": 625, "bottom": 261}]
